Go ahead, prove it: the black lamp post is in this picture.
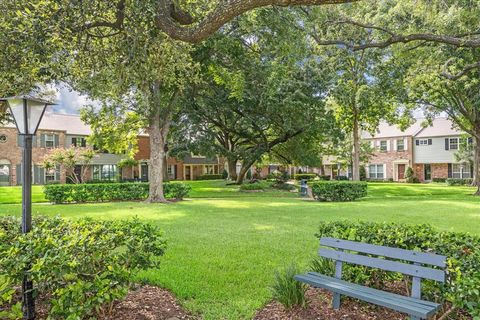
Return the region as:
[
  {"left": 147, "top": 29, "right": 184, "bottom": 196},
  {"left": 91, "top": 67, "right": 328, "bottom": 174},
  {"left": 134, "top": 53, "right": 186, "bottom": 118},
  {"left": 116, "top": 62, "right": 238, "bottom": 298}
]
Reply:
[{"left": 1, "top": 96, "right": 54, "bottom": 320}]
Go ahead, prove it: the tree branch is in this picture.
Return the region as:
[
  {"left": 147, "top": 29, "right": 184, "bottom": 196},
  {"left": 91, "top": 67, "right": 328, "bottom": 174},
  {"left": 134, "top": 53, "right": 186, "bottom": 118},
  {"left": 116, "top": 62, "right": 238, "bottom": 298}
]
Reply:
[
  {"left": 441, "top": 58, "right": 480, "bottom": 80},
  {"left": 156, "top": 0, "right": 359, "bottom": 43}
]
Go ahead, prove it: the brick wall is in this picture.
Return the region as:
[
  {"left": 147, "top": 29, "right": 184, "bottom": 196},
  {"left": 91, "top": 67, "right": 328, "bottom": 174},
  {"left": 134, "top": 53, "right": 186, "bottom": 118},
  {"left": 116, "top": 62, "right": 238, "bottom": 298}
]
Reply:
[
  {"left": 0, "top": 127, "right": 67, "bottom": 185},
  {"left": 414, "top": 163, "right": 449, "bottom": 182},
  {"left": 367, "top": 137, "right": 413, "bottom": 180}
]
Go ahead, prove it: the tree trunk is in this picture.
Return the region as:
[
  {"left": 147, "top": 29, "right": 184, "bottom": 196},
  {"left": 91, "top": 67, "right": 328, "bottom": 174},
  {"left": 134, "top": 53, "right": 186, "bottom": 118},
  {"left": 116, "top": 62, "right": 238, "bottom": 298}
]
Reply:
[
  {"left": 227, "top": 156, "right": 238, "bottom": 181},
  {"left": 147, "top": 108, "right": 172, "bottom": 203},
  {"left": 474, "top": 134, "right": 480, "bottom": 196},
  {"left": 352, "top": 110, "right": 361, "bottom": 181},
  {"left": 236, "top": 160, "right": 255, "bottom": 184}
]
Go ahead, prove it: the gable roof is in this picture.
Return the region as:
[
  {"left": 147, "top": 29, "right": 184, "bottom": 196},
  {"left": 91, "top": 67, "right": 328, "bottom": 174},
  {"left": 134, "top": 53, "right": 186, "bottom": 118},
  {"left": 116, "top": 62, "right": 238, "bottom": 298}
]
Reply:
[
  {"left": 414, "top": 118, "right": 463, "bottom": 137},
  {"left": 362, "top": 120, "right": 424, "bottom": 139}
]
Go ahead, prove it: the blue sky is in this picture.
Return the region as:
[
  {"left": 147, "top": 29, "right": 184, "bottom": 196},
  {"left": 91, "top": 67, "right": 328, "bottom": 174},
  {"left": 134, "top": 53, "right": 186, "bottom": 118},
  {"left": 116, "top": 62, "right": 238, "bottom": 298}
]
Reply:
[{"left": 50, "top": 83, "right": 99, "bottom": 115}]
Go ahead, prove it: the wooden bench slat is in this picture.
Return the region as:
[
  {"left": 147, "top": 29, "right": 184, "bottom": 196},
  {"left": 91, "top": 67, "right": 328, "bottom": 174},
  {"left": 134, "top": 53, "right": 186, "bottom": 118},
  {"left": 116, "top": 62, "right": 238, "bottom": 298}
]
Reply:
[
  {"left": 319, "top": 248, "right": 445, "bottom": 282},
  {"left": 295, "top": 273, "right": 441, "bottom": 318},
  {"left": 306, "top": 272, "right": 440, "bottom": 309},
  {"left": 320, "top": 237, "right": 446, "bottom": 267}
]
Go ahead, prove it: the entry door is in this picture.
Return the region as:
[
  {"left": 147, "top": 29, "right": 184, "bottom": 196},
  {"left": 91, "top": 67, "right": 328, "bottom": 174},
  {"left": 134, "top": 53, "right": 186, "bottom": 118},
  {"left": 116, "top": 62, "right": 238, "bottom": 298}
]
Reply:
[
  {"left": 185, "top": 165, "right": 192, "bottom": 180},
  {"left": 398, "top": 164, "right": 406, "bottom": 180},
  {"left": 424, "top": 164, "right": 432, "bottom": 181},
  {"left": 0, "top": 164, "right": 10, "bottom": 186}
]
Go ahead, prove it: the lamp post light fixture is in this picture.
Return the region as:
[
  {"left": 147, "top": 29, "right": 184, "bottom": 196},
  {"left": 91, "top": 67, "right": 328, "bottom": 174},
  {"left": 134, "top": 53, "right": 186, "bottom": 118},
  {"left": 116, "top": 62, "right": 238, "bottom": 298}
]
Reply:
[{"left": 0, "top": 96, "right": 54, "bottom": 320}]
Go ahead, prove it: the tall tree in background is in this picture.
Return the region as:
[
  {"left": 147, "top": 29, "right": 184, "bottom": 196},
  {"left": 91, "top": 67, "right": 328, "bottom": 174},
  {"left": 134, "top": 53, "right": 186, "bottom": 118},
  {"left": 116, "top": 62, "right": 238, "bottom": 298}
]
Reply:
[{"left": 306, "top": 0, "right": 480, "bottom": 193}]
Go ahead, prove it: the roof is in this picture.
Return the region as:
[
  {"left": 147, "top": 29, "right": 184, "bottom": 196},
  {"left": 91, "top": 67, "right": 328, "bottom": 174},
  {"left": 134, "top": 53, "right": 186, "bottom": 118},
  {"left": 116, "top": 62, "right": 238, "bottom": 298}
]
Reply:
[
  {"left": 362, "top": 120, "right": 424, "bottom": 139},
  {"left": 2, "top": 112, "right": 148, "bottom": 136},
  {"left": 415, "top": 118, "right": 463, "bottom": 137},
  {"left": 363, "top": 118, "right": 464, "bottom": 139}
]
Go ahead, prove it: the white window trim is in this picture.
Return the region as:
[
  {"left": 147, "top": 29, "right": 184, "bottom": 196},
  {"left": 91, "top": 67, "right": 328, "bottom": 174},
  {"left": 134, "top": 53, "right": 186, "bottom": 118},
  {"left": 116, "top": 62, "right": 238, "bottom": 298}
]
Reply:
[
  {"left": 45, "top": 134, "right": 55, "bottom": 148},
  {"left": 368, "top": 164, "right": 385, "bottom": 179},
  {"left": 449, "top": 138, "right": 459, "bottom": 150}
]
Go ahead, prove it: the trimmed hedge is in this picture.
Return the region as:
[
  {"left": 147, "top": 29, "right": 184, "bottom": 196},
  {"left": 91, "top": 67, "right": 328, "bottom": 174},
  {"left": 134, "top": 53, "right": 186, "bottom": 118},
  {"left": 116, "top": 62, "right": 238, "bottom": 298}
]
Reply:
[
  {"left": 319, "top": 175, "right": 331, "bottom": 181},
  {"left": 293, "top": 173, "right": 317, "bottom": 180},
  {"left": 0, "top": 216, "right": 166, "bottom": 319},
  {"left": 43, "top": 182, "right": 191, "bottom": 204},
  {"left": 446, "top": 178, "right": 473, "bottom": 186},
  {"left": 311, "top": 181, "right": 367, "bottom": 201},
  {"left": 313, "top": 221, "right": 480, "bottom": 318},
  {"left": 197, "top": 174, "right": 224, "bottom": 180},
  {"left": 432, "top": 178, "right": 447, "bottom": 183}
]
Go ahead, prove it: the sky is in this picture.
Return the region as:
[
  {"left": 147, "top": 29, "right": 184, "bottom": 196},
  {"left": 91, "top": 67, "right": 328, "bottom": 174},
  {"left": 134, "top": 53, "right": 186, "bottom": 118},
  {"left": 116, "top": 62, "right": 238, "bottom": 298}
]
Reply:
[{"left": 48, "top": 83, "right": 99, "bottom": 115}]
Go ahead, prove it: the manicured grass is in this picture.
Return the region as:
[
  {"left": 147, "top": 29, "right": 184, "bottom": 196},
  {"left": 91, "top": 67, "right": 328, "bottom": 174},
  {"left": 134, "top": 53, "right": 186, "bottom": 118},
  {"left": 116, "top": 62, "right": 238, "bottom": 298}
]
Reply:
[
  {"left": 0, "top": 182, "right": 479, "bottom": 319},
  {"left": 0, "top": 185, "right": 46, "bottom": 204}
]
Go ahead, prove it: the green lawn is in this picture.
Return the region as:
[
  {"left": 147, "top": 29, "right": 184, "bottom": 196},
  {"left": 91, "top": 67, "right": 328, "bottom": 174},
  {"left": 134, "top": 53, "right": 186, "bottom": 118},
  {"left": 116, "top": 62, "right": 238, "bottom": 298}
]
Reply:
[
  {"left": 1, "top": 181, "right": 479, "bottom": 319},
  {"left": 0, "top": 185, "right": 46, "bottom": 204}
]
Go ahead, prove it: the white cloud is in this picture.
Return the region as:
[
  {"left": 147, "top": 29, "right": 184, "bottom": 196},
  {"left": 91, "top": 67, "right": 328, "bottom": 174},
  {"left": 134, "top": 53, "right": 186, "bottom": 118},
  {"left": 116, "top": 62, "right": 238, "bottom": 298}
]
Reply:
[{"left": 52, "top": 83, "right": 101, "bottom": 114}]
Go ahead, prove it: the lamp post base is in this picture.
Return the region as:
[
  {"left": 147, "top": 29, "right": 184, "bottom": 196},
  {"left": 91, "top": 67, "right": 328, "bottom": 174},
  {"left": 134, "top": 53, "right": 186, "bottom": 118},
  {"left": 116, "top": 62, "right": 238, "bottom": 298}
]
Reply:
[{"left": 22, "top": 277, "right": 35, "bottom": 320}]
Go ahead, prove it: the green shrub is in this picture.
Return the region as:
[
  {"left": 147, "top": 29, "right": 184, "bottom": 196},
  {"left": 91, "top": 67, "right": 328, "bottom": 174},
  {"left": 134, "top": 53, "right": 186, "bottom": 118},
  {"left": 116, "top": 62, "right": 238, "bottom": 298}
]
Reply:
[
  {"left": 446, "top": 178, "right": 473, "bottom": 186},
  {"left": 274, "top": 182, "right": 297, "bottom": 191},
  {"left": 319, "top": 175, "right": 331, "bottom": 181},
  {"left": 222, "top": 169, "right": 228, "bottom": 179},
  {"left": 432, "top": 178, "right": 447, "bottom": 183},
  {"left": 44, "top": 182, "right": 191, "bottom": 203},
  {"left": 196, "top": 174, "right": 224, "bottom": 180},
  {"left": 359, "top": 166, "right": 366, "bottom": 181},
  {"left": 405, "top": 166, "right": 420, "bottom": 183},
  {"left": 0, "top": 216, "right": 166, "bottom": 319},
  {"left": 271, "top": 264, "right": 307, "bottom": 309},
  {"left": 293, "top": 173, "right": 317, "bottom": 181},
  {"left": 246, "top": 170, "right": 252, "bottom": 180},
  {"left": 314, "top": 221, "right": 480, "bottom": 318},
  {"left": 335, "top": 175, "right": 348, "bottom": 181},
  {"left": 311, "top": 181, "right": 367, "bottom": 202},
  {"left": 239, "top": 181, "right": 271, "bottom": 191}
]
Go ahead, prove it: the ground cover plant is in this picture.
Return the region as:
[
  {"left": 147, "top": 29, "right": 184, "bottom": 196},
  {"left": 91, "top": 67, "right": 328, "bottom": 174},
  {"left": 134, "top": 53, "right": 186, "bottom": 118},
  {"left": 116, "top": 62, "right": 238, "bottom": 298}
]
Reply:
[
  {"left": 0, "top": 182, "right": 479, "bottom": 319},
  {"left": 0, "top": 216, "right": 166, "bottom": 319}
]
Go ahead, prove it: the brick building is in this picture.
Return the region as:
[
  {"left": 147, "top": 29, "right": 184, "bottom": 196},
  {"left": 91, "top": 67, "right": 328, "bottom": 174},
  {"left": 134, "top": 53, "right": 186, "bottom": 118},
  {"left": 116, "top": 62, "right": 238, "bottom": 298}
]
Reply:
[{"left": 0, "top": 113, "right": 223, "bottom": 186}]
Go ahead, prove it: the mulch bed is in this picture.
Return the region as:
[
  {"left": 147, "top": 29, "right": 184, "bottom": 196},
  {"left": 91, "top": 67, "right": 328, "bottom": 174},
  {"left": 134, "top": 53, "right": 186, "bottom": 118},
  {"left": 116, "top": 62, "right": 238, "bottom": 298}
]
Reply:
[
  {"left": 254, "top": 287, "right": 405, "bottom": 320},
  {"left": 104, "top": 285, "right": 197, "bottom": 320}
]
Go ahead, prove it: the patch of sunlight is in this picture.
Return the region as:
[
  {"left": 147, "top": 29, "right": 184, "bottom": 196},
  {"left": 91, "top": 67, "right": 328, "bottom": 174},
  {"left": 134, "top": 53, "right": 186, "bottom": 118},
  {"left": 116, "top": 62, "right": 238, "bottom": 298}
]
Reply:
[
  {"left": 207, "top": 200, "right": 254, "bottom": 209},
  {"left": 423, "top": 200, "right": 480, "bottom": 209},
  {"left": 265, "top": 201, "right": 298, "bottom": 207},
  {"left": 253, "top": 223, "right": 275, "bottom": 231}
]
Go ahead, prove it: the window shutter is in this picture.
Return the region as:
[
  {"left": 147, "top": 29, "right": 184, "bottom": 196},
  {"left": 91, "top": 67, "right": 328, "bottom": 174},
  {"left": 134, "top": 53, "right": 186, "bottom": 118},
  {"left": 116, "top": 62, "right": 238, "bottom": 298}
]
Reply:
[
  {"left": 383, "top": 164, "right": 386, "bottom": 179},
  {"left": 33, "top": 165, "right": 39, "bottom": 185},
  {"left": 393, "top": 139, "right": 397, "bottom": 151},
  {"left": 445, "top": 138, "right": 449, "bottom": 150},
  {"left": 415, "top": 140, "right": 419, "bottom": 146},
  {"left": 72, "top": 137, "right": 77, "bottom": 147},
  {"left": 32, "top": 135, "right": 37, "bottom": 148},
  {"left": 447, "top": 163, "right": 452, "bottom": 178},
  {"left": 55, "top": 165, "right": 61, "bottom": 181},
  {"left": 468, "top": 137, "right": 473, "bottom": 145},
  {"left": 386, "top": 140, "right": 391, "bottom": 151},
  {"left": 370, "top": 140, "right": 374, "bottom": 148},
  {"left": 428, "top": 139, "right": 432, "bottom": 145},
  {"left": 174, "top": 165, "right": 177, "bottom": 179},
  {"left": 16, "top": 164, "right": 22, "bottom": 185},
  {"left": 470, "top": 164, "right": 474, "bottom": 178},
  {"left": 54, "top": 134, "right": 59, "bottom": 148},
  {"left": 41, "top": 134, "right": 46, "bottom": 148},
  {"left": 81, "top": 138, "right": 86, "bottom": 148},
  {"left": 39, "top": 167, "right": 45, "bottom": 185},
  {"left": 17, "top": 135, "right": 24, "bottom": 147},
  {"left": 404, "top": 138, "right": 408, "bottom": 151}
]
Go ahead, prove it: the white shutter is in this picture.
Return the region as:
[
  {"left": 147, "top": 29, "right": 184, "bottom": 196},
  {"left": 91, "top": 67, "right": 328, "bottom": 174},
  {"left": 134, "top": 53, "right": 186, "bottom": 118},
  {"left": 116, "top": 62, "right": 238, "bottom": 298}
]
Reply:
[
  {"left": 383, "top": 164, "right": 387, "bottom": 179},
  {"left": 387, "top": 140, "right": 391, "bottom": 151},
  {"left": 393, "top": 139, "right": 397, "bottom": 151},
  {"left": 404, "top": 138, "right": 408, "bottom": 151},
  {"left": 370, "top": 140, "right": 374, "bottom": 148}
]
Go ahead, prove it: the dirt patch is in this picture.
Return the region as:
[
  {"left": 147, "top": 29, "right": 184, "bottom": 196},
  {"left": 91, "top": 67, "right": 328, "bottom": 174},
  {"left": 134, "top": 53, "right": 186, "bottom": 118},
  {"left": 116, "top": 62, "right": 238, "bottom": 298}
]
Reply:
[
  {"left": 255, "top": 287, "right": 411, "bottom": 320},
  {"left": 105, "top": 285, "right": 197, "bottom": 320}
]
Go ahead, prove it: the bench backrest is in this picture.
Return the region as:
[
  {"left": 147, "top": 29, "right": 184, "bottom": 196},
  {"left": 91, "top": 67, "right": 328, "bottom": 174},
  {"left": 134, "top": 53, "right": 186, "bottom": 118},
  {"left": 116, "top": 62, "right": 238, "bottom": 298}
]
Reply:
[{"left": 319, "top": 237, "right": 446, "bottom": 282}]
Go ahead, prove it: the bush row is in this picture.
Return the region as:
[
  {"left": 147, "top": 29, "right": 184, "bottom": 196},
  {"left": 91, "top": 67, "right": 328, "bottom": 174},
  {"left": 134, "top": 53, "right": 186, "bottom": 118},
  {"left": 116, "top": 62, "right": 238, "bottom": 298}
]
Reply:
[
  {"left": 446, "top": 178, "right": 473, "bottom": 186},
  {"left": 196, "top": 174, "right": 224, "bottom": 180},
  {"left": 311, "top": 181, "right": 367, "bottom": 201},
  {"left": 43, "top": 182, "right": 191, "bottom": 204},
  {"left": 0, "top": 216, "right": 166, "bottom": 319},
  {"left": 239, "top": 181, "right": 272, "bottom": 191},
  {"left": 312, "top": 221, "right": 480, "bottom": 318},
  {"left": 432, "top": 178, "right": 447, "bottom": 183}
]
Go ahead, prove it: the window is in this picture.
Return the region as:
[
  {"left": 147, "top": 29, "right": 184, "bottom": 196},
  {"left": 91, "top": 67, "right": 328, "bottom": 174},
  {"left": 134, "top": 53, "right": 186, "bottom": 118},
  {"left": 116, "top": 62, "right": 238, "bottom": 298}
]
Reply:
[
  {"left": 45, "top": 134, "right": 55, "bottom": 148},
  {"left": 167, "top": 165, "right": 175, "bottom": 179},
  {"left": 416, "top": 139, "right": 432, "bottom": 146},
  {"left": 368, "top": 164, "right": 384, "bottom": 179},
  {"left": 396, "top": 139, "right": 405, "bottom": 151},
  {"left": 380, "top": 141, "right": 388, "bottom": 152},
  {"left": 92, "top": 165, "right": 117, "bottom": 181},
  {"left": 449, "top": 138, "right": 459, "bottom": 150},
  {"left": 452, "top": 163, "right": 471, "bottom": 179},
  {"left": 72, "top": 137, "right": 87, "bottom": 147},
  {"left": 45, "top": 167, "right": 56, "bottom": 183},
  {"left": 204, "top": 164, "right": 217, "bottom": 175}
]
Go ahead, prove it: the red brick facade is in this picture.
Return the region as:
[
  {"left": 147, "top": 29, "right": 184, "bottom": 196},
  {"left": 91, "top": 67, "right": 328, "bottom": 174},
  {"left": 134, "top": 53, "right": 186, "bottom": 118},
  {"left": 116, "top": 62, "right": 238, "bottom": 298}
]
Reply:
[{"left": 367, "top": 137, "right": 414, "bottom": 181}]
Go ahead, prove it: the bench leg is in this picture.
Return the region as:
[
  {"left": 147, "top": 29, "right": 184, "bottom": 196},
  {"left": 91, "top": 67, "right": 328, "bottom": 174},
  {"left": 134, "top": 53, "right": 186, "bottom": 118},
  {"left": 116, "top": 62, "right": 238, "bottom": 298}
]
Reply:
[{"left": 332, "top": 293, "right": 341, "bottom": 309}]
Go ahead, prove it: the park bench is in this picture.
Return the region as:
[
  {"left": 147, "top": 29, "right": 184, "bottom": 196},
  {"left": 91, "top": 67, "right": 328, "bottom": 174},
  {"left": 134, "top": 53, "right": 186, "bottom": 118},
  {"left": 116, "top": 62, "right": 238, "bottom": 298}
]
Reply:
[{"left": 294, "top": 237, "right": 447, "bottom": 320}]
